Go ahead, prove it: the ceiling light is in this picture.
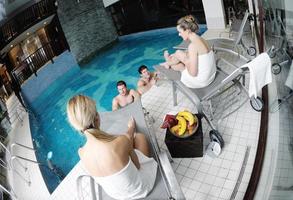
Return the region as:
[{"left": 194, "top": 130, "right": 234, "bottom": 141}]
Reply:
[
  {"left": 26, "top": 32, "right": 30, "bottom": 35},
  {"left": 44, "top": 21, "right": 47, "bottom": 25},
  {"left": 10, "top": 44, "right": 13, "bottom": 48}
]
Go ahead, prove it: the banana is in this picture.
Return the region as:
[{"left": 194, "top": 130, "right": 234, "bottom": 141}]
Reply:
[
  {"left": 178, "top": 111, "right": 196, "bottom": 126},
  {"left": 176, "top": 116, "right": 187, "bottom": 135},
  {"left": 170, "top": 124, "right": 181, "bottom": 135}
]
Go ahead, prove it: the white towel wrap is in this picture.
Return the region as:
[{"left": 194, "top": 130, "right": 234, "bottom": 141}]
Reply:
[
  {"left": 93, "top": 149, "right": 157, "bottom": 200},
  {"left": 242, "top": 53, "right": 272, "bottom": 98},
  {"left": 180, "top": 50, "right": 217, "bottom": 88}
]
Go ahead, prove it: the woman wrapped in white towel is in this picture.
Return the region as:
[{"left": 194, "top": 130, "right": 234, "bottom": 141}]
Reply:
[
  {"left": 67, "top": 95, "right": 157, "bottom": 200},
  {"left": 161, "top": 15, "right": 216, "bottom": 88}
]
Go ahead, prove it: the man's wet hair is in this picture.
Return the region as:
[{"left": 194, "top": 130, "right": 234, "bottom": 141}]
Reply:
[
  {"left": 138, "top": 65, "right": 148, "bottom": 74},
  {"left": 116, "top": 80, "right": 127, "bottom": 87}
]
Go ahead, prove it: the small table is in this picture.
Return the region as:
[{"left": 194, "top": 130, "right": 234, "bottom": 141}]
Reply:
[{"left": 164, "top": 114, "right": 203, "bottom": 158}]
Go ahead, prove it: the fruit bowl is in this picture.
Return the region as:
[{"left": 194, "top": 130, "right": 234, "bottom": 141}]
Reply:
[{"left": 168, "top": 113, "right": 199, "bottom": 138}]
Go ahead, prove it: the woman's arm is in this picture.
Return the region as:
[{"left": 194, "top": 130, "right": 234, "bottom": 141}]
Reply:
[
  {"left": 125, "top": 118, "right": 140, "bottom": 169},
  {"left": 186, "top": 44, "right": 198, "bottom": 77},
  {"left": 129, "top": 146, "right": 140, "bottom": 169},
  {"left": 126, "top": 117, "right": 136, "bottom": 147}
]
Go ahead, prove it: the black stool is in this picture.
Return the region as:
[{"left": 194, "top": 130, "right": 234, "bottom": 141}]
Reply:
[{"left": 164, "top": 114, "right": 203, "bottom": 158}]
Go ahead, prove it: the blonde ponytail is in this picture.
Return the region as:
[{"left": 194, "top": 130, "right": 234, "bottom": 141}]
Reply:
[
  {"left": 84, "top": 128, "right": 116, "bottom": 142},
  {"left": 67, "top": 95, "right": 116, "bottom": 142}
]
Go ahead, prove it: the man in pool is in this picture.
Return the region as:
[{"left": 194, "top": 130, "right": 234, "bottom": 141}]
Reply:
[
  {"left": 137, "top": 65, "right": 159, "bottom": 95},
  {"left": 112, "top": 80, "right": 140, "bottom": 111}
]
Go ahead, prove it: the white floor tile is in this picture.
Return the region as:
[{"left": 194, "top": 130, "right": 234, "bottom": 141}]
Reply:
[
  {"left": 219, "top": 188, "right": 232, "bottom": 199},
  {"left": 176, "top": 165, "right": 188, "bottom": 176}
]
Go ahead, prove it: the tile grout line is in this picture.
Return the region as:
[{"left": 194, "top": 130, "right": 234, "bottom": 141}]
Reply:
[{"left": 230, "top": 146, "right": 250, "bottom": 200}]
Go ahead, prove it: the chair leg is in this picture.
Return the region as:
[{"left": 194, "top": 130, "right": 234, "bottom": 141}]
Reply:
[
  {"left": 202, "top": 109, "right": 217, "bottom": 131},
  {"left": 166, "top": 150, "right": 174, "bottom": 163},
  {"left": 208, "top": 100, "right": 215, "bottom": 120}
]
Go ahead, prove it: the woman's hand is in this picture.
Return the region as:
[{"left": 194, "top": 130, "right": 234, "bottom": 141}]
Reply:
[
  {"left": 128, "top": 116, "right": 136, "bottom": 129},
  {"left": 150, "top": 77, "right": 157, "bottom": 86},
  {"left": 127, "top": 117, "right": 136, "bottom": 144}
]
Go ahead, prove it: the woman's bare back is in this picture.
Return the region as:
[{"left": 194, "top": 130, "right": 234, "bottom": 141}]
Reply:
[
  {"left": 189, "top": 36, "right": 210, "bottom": 56},
  {"left": 79, "top": 135, "right": 130, "bottom": 177}
]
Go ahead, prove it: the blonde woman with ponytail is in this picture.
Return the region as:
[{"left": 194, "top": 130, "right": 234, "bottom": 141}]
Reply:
[
  {"left": 161, "top": 15, "right": 217, "bottom": 88},
  {"left": 67, "top": 95, "right": 157, "bottom": 200}
]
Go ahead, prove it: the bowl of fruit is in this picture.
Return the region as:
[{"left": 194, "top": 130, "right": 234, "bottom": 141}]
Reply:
[{"left": 161, "top": 110, "right": 198, "bottom": 138}]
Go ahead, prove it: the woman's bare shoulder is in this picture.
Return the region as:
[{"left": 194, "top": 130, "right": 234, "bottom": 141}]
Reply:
[
  {"left": 115, "top": 135, "right": 131, "bottom": 147},
  {"left": 199, "top": 37, "right": 211, "bottom": 51},
  {"left": 189, "top": 37, "right": 210, "bottom": 54},
  {"left": 188, "top": 42, "right": 197, "bottom": 49},
  {"left": 188, "top": 42, "right": 198, "bottom": 54},
  {"left": 112, "top": 136, "right": 131, "bottom": 158}
]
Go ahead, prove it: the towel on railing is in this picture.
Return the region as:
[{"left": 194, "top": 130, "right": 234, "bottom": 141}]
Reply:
[{"left": 242, "top": 53, "right": 272, "bottom": 98}]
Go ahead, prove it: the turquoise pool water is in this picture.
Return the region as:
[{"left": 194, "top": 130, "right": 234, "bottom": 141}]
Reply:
[{"left": 29, "top": 26, "right": 207, "bottom": 193}]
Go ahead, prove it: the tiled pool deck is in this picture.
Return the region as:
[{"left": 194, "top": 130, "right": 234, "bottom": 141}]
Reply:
[{"left": 5, "top": 29, "right": 284, "bottom": 200}]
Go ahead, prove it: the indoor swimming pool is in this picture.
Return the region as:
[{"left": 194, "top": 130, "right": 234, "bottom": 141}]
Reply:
[{"left": 26, "top": 26, "right": 207, "bottom": 193}]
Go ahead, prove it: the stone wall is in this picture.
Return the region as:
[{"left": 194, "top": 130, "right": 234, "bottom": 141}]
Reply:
[{"left": 57, "top": 0, "right": 117, "bottom": 64}]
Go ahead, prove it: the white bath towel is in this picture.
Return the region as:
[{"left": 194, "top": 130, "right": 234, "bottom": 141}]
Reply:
[
  {"left": 181, "top": 51, "right": 216, "bottom": 88},
  {"left": 94, "top": 149, "right": 157, "bottom": 200},
  {"left": 242, "top": 53, "right": 272, "bottom": 98},
  {"left": 285, "top": 62, "right": 293, "bottom": 90}
]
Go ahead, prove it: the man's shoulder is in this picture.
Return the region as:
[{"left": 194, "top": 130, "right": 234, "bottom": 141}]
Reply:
[
  {"left": 129, "top": 88, "right": 136, "bottom": 93},
  {"left": 138, "top": 78, "right": 146, "bottom": 85},
  {"left": 112, "top": 95, "right": 119, "bottom": 102},
  {"left": 138, "top": 77, "right": 145, "bottom": 82}
]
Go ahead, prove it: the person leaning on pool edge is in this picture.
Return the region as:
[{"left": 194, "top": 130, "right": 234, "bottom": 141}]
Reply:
[
  {"left": 137, "top": 65, "right": 158, "bottom": 95},
  {"left": 67, "top": 95, "right": 157, "bottom": 200},
  {"left": 112, "top": 80, "right": 140, "bottom": 111}
]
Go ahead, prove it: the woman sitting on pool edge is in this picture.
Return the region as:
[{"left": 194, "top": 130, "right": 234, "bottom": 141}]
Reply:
[
  {"left": 67, "top": 95, "right": 157, "bottom": 200},
  {"left": 161, "top": 15, "right": 216, "bottom": 88}
]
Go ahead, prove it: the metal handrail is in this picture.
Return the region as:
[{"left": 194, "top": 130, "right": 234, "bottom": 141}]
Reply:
[
  {"left": 11, "top": 142, "right": 35, "bottom": 154},
  {"left": 10, "top": 142, "right": 36, "bottom": 171},
  {"left": 11, "top": 155, "right": 39, "bottom": 164},
  {"left": 0, "top": 184, "right": 18, "bottom": 200},
  {"left": 12, "top": 41, "right": 55, "bottom": 85},
  {"left": 10, "top": 155, "right": 42, "bottom": 186},
  {"left": 0, "top": 141, "right": 12, "bottom": 169},
  {"left": 76, "top": 175, "right": 98, "bottom": 200}
]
